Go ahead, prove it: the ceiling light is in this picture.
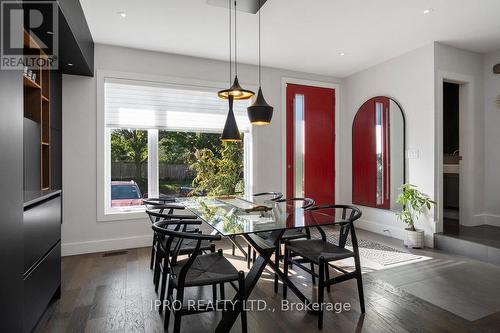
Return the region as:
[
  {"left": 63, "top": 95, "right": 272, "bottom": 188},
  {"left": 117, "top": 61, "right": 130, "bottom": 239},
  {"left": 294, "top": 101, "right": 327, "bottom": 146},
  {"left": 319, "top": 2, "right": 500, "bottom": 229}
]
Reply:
[
  {"left": 247, "top": 0, "right": 274, "bottom": 125},
  {"left": 423, "top": 8, "right": 434, "bottom": 14},
  {"left": 46, "top": 31, "right": 53, "bottom": 35},
  {"left": 117, "top": 11, "right": 127, "bottom": 18},
  {"left": 339, "top": 52, "right": 346, "bottom": 56},
  {"left": 221, "top": 96, "right": 242, "bottom": 142},
  {"left": 218, "top": 0, "right": 254, "bottom": 101},
  {"left": 67, "top": 63, "right": 74, "bottom": 67}
]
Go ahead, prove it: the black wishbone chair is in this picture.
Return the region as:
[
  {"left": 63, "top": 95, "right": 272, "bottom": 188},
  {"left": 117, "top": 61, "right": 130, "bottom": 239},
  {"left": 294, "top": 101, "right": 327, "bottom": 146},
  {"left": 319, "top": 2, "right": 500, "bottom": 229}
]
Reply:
[
  {"left": 152, "top": 221, "right": 247, "bottom": 333},
  {"left": 242, "top": 192, "right": 284, "bottom": 268},
  {"left": 149, "top": 217, "right": 216, "bottom": 318},
  {"left": 144, "top": 200, "right": 193, "bottom": 271},
  {"left": 283, "top": 205, "right": 364, "bottom": 329},
  {"left": 146, "top": 210, "right": 210, "bottom": 293},
  {"left": 256, "top": 197, "right": 315, "bottom": 292}
]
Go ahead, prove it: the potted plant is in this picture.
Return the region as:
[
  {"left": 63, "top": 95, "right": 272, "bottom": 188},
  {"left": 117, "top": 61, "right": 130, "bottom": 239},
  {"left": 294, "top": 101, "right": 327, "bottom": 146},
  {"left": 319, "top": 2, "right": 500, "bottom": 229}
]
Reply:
[{"left": 396, "top": 184, "right": 436, "bottom": 248}]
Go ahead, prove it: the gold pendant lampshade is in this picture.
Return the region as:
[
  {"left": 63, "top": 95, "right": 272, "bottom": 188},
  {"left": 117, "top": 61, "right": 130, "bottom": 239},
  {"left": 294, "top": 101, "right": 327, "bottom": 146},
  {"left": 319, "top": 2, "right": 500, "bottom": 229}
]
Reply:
[
  {"left": 247, "top": 0, "right": 273, "bottom": 125},
  {"left": 219, "top": 0, "right": 254, "bottom": 141}
]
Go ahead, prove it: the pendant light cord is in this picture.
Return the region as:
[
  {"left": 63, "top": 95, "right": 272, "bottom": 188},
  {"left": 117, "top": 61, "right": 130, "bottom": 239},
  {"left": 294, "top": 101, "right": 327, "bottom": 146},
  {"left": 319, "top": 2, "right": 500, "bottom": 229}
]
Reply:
[
  {"left": 228, "top": 0, "right": 232, "bottom": 84},
  {"left": 234, "top": 0, "right": 238, "bottom": 76},
  {"left": 258, "top": 0, "right": 261, "bottom": 87}
]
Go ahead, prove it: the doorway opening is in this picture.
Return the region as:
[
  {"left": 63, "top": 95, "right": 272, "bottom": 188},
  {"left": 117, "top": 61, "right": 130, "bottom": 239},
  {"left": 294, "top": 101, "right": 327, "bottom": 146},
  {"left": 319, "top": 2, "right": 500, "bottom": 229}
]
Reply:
[{"left": 442, "top": 81, "right": 461, "bottom": 234}]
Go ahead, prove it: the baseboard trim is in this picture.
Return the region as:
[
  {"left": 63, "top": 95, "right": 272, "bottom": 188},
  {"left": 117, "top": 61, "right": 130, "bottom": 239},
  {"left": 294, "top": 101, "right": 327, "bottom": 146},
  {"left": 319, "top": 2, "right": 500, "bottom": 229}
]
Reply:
[
  {"left": 478, "top": 214, "right": 500, "bottom": 227},
  {"left": 355, "top": 219, "right": 406, "bottom": 241},
  {"left": 356, "top": 219, "right": 434, "bottom": 248},
  {"left": 62, "top": 235, "right": 153, "bottom": 256}
]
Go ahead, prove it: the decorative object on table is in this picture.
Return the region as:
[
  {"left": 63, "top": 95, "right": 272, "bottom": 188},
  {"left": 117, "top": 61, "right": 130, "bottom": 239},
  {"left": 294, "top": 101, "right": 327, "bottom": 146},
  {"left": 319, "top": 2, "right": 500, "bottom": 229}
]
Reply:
[
  {"left": 396, "top": 184, "right": 436, "bottom": 249},
  {"left": 247, "top": 0, "right": 273, "bottom": 125},
  {"left": 493, "top": 63, "right": 500, "bottom": 74},
  {"left": 217, "top": 196, "right": 272, "bottom": 213},
  {"left": 218, "top": 0, "right": 254, "bottom": 141},
  {"left": 352, "top": 96, "right": 405, "bottom": 211}
]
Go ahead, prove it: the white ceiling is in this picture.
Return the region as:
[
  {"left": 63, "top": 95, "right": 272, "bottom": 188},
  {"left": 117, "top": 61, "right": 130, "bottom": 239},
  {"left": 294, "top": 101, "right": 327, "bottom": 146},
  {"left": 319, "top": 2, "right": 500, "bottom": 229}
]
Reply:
[{"left": 79, "top": 0, "right": 500, "bottom": 78}]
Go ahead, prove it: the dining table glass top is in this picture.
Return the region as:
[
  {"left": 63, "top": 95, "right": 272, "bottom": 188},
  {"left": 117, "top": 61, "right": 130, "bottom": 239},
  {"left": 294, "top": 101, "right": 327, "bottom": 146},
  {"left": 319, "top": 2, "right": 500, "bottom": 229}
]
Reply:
[{"left": 176, "top": 196, "right": 343, "bottom": 236}]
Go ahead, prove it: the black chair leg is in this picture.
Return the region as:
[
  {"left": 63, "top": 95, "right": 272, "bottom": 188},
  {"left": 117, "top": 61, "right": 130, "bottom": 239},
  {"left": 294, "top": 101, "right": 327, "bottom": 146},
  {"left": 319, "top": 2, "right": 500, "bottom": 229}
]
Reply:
[
  {"left": 154, "top": 253, "right": 162, "bottom": 291},
  {"left": 247, "top": 245, "right": 252, "bottom": 269},
  {"left": 283, "top": 248, "right": 289, "bottom": 300},
  {"left": 173, "top": 290, "right": 184, "bottom": 333},
  {"left": 318, "top": 258, "right": 325, "bottom": 330},
  {"left": 325, "top": 263, "right": 331, "bottom": 292},
  {"left": 311, "top": 263, "right": 316, "bottom": 284},
  {"left": 212, "top": 284, "right": 217, "bottom": 302},
  {"left": 274, "top": 244, "right": 280, "bottom": 293},
  {"left": 354, "top": 254, "right": 365, "bottom": 313},
  {"left": 232, "top": 243, "right": 236, "bottom": 256},
  {"left": 164, "top": 282, "right": 174, "bottom": 330},
  {"left": 150, "top": 236, "right": 156, "bottom": 270},
  {"left": 238, "top": 271, "right": 247, "bottom": 333},
  {"left": 159, "top": 260, "right": 169, "bottom": 314},
  {"left": 219, "top": 283, "right": 225, "bottom": 300}
]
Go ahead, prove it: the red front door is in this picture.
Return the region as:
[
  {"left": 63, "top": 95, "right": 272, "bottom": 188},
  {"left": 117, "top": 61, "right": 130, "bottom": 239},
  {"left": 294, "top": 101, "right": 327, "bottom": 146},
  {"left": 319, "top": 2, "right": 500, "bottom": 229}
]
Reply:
[{"left": 286, "top": 84, "right": 335, "bottom": 205}]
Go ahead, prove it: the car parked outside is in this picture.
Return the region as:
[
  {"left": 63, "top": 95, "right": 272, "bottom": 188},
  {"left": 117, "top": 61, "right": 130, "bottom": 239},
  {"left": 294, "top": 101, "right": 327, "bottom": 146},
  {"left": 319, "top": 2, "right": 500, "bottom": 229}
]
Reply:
[{"left": 111, "top": 181, "right": 144, "bottom": 207}]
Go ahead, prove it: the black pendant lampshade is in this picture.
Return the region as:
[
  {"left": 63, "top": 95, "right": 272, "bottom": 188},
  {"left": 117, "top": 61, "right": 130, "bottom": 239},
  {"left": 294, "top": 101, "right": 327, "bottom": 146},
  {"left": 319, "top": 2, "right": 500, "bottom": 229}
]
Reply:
[
  {"left": 247, "top": 0, "right": 273, "bottom": 125},
  {"left": 221, "top": 96, "right": 242, "bottom": 142},
  {"left": 218, "top": 0, "right": 254, "bottom": 101},
  {"left": 247, "top": 87, "right": 273, "bottom": 124},
  {"left": 218, "top": 75, "right": 255, "bottom": 100}
]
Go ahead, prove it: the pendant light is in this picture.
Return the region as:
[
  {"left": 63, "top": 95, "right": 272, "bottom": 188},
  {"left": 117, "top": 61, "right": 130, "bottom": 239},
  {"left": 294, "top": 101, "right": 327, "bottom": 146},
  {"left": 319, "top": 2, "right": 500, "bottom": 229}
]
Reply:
[
  {"left": 247, "top": 0, "right": 273, "bottom": 125},
  {"left": 221, "top": 95, "right": 241, "bottom": 141},
  {"left": 218, "top": 0, "right": 255, "bottom": 100},
  {"left": 220, "top": 0, "right": 242, "bottom": 142}
]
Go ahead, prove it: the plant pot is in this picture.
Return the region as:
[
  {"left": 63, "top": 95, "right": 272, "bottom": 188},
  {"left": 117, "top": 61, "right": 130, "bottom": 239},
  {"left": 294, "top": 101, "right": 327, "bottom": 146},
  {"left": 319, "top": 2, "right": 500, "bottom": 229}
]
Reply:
[{"left": 404, "top": 228, "right": 424, "bottom": 249}]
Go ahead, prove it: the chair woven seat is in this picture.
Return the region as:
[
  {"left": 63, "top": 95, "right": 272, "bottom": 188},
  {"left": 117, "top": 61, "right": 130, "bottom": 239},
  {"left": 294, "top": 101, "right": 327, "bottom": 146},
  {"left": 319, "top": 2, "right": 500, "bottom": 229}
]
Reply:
[
  {"left": 166, "top": 238, "right": 213, "bottom": 255},
  {"left": 171, "top": 253, "right": 240, "bottom": 287},
  {"left": 287, "top": 239, "right": 354, "bottom": 264},
  {"left": 257, "top": 228, "right": 308, "bottom": 241}
]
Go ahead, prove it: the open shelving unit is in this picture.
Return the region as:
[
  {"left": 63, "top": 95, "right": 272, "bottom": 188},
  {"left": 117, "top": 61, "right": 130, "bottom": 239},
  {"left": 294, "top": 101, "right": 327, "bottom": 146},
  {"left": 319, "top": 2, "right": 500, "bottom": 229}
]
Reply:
[{"left": 23, "top": 30, "right": 51, "bottom": 190}]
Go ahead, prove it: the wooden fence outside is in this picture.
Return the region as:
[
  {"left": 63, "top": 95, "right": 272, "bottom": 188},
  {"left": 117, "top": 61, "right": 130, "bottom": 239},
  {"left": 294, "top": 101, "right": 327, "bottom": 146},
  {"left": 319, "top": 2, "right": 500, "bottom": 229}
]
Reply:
[{"left": 111, "top": 162, "right": 194, "bottom": 180}]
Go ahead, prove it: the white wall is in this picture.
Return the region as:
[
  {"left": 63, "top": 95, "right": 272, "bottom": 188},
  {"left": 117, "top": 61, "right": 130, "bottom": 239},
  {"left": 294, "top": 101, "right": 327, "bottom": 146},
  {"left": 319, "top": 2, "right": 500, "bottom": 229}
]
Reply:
[
  {"left": 483, "top": 50, "right": 500, "bottom": 226},
  {"left": 434, "top": 43, "right": 485, "bottom": 228},
  {"left": 62, "top": 44, "right": 340, "bottom": 256},
  {"left": 341, "top": 44, "right": 436, "bottom": 246}
]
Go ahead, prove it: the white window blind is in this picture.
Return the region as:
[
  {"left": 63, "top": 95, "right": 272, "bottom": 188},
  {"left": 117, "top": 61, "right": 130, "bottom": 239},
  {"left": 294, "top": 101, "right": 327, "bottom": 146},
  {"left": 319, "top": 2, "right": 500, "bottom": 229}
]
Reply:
[{"left": 105, "top": 80, "right": 251, "bottom": 132}]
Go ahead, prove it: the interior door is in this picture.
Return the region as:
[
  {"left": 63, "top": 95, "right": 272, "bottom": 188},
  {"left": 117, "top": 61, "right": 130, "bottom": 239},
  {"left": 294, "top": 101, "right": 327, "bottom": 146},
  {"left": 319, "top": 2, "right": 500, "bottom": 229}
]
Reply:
[{"left": 286, "top": 84, "right": 335, "bottom": 205}]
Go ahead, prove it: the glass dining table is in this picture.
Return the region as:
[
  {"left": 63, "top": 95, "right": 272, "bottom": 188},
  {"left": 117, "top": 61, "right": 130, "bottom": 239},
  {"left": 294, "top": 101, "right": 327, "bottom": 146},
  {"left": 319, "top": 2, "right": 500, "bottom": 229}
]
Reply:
[{"left": 176, "top": 196, "right": 345, "bottom": 333}]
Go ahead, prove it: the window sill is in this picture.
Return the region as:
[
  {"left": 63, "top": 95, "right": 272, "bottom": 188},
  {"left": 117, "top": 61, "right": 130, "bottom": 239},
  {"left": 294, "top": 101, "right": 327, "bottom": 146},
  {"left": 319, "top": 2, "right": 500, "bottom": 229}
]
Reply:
[{"left": 98, "top": 208, "right": 147, "bottom": 222}]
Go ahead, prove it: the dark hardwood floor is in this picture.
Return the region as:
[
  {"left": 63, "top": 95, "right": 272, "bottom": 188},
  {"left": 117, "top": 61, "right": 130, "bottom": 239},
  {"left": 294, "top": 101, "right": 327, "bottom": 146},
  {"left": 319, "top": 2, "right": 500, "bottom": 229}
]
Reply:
[{"left": 36, "top": 240, "right": 500, "bottom": 333}]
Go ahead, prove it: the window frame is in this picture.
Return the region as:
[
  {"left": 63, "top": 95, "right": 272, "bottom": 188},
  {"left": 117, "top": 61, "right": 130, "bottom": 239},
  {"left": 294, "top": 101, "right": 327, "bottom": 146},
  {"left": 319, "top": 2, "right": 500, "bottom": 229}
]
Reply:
[{"left": 97, "top": 70, "right": 255, "bottom": 222}]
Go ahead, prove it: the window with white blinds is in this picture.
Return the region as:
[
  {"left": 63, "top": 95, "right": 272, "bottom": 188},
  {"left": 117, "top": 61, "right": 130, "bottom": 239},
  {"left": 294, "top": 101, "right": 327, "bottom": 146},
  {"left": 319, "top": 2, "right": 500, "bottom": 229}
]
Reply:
[{"left": 105, "top": 80, "right": 251, "bottom": 132}]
